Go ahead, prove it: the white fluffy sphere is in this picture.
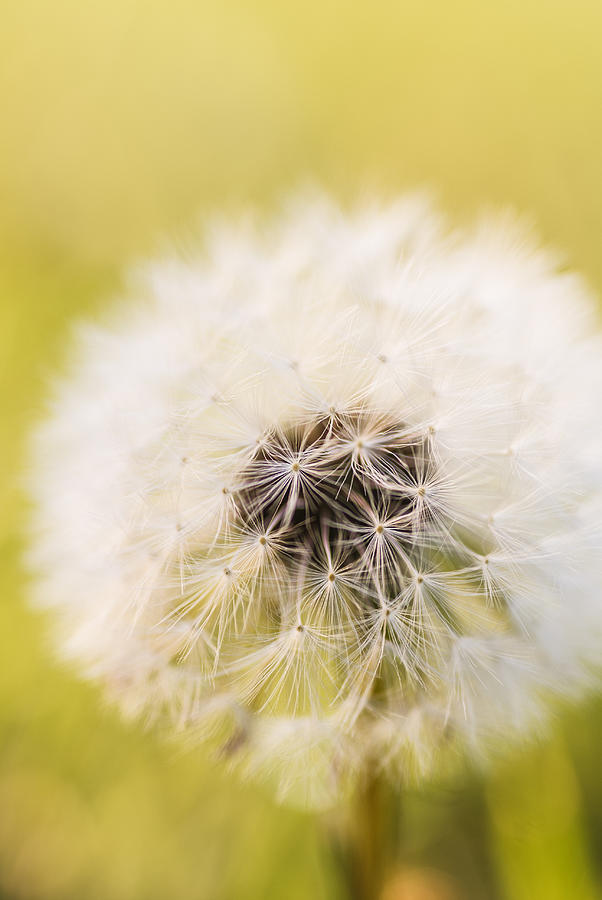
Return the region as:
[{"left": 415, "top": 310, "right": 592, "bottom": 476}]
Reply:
[{"left": 29, "top": 194, "right": 602, "bottom": 805}]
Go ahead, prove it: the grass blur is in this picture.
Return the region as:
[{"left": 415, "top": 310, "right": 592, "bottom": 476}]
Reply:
[{"left": 1, "top": 1, "right": 602, "bottom": 897}]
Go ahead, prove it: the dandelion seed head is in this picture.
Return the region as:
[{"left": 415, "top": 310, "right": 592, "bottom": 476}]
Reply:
[{"left": 28, "top": 192, "right": 602, "bottom": 806}]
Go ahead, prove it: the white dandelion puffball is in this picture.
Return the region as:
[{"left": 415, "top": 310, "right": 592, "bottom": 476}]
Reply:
[{"left": 30, "top": 193, "right": 602, "bottom": 805}]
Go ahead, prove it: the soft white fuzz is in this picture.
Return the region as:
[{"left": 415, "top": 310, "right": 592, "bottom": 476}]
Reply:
[{"left": 29, "top": 194, "right": 602, "bottom": 805}]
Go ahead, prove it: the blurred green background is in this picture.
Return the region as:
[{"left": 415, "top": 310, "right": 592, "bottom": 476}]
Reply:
[{"left": 1, "top": 1, "right": 602, "bottom": 897}]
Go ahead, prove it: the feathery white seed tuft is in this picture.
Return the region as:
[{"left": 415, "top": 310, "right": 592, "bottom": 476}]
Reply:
[{"left": 28, "top": 193, "right": 602, "bottom": 806}]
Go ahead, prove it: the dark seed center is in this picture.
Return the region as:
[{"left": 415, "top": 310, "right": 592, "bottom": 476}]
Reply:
[{"left": 233, "top": 414, "right": 431, "bottom": 582}]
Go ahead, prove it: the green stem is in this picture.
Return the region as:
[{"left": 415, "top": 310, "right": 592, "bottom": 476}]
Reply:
[{"left": 327, "top": 771, "right": 397, "bottom": 900}]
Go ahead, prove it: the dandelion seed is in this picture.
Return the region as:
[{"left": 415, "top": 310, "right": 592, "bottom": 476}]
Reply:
[{"left": 28, "top": 192, "right": 602, "bottom": 805}]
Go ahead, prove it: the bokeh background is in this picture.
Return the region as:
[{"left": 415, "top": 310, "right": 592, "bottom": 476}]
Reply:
[{"left": 2, "top": 1, "right": 602, "bottom": 897}]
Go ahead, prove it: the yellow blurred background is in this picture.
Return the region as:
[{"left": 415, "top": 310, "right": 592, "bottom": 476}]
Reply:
[{"left": 1, "top": 1, "right": 602, "bottom": 897}]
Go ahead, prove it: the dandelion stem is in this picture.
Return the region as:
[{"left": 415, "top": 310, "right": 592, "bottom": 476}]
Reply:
[{"left": 328, "top": 770, "right": 396, "bottom": 900}]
